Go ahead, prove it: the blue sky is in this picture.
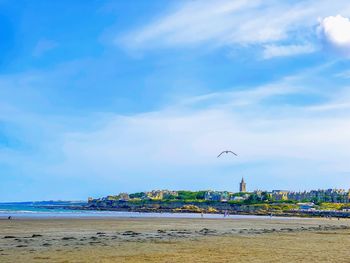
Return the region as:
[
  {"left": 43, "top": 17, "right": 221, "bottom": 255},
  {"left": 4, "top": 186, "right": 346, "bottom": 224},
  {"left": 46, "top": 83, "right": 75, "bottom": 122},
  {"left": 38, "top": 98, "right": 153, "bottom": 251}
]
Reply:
[{"left": 1, "top": 0, "right": 350, "bottom": 201}]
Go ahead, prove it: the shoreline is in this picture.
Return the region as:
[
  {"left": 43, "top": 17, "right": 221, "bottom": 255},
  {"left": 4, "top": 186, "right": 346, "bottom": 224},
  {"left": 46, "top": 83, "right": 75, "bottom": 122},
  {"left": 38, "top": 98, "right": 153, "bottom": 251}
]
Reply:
[
  {"left": 74, "top": 205, "right": 350, "bottom": 218},
  {"left": 3, "top": 206, "right": 350, "bottom": 220},
  {"left": 0, "top": 211, "right": 314, "bottom": 220}
]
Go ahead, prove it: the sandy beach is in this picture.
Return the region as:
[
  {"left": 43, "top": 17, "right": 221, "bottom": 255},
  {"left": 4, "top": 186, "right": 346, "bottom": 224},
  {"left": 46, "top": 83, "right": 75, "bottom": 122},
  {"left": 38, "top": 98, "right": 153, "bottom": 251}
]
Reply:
[{"left": 1, "top": 217, "right": 350, "bottom": 262}]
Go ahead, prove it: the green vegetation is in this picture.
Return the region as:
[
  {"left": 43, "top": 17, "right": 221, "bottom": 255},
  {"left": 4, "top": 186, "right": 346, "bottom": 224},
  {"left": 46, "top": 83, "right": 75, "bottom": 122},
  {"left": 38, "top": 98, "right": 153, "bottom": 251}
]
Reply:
[
  {"left": 129, "top": 192, "right": 147, "bottom": 199},
  {"left": 269, "top": 203, "right": 298, "bottom": 211},
  {"left": 174, "top": 191, "right": 206, "bottom": 201},
  {"left": 242, "top": 192, "right": 274, "bottom": 204},
  {"left": 91, "top": 190, "right": 350, "bottom": 213},
  {"left": 319, "top": 202, "right": 344, "bottom": 211}
]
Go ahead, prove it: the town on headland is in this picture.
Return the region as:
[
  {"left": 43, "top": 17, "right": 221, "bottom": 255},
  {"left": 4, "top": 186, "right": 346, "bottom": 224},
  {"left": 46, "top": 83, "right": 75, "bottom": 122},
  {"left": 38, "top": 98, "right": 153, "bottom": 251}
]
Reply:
[{"left": 84, "top": 178, "right": 350, "bottom": 218}]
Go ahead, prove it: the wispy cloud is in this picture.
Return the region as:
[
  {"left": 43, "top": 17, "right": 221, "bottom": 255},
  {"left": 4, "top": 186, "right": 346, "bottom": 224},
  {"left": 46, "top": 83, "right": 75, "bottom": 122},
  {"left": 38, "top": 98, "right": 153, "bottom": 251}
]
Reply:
[
  {"left": 262, "top": 43, "right": 317, "bottom": 59},
  {"left": 181, "top": 77, "right": 304, "bottom": 108},
  {"left": 335, "top": 69, "right": 350, "bottom": 79},
  {"left": 1, "top": 62, "right": 350, "bottom": 197},
  {"left": 32, "top": 39, "right": 58, "bottom": 57},
  {"left": 54, "top": 88, "right": 350, "bottom": 191},
  {"left": 43, "top": 69, "right": 350, "bottom": 191},
  {"left": 120, "top": 0, "right": 350, "bottom": 58}
]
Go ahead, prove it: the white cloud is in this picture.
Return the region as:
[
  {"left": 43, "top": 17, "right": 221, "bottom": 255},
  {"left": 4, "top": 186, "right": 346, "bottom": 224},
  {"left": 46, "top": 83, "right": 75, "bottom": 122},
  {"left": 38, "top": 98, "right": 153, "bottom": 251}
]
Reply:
[
  {"left": 318, "top": 15, "right": 350, "bottom": 55},
  {"left": 120, "top": 0, "right": 350, "bottom": 58},
  {"left": 262, "top": 44, "right": 317, "bottom": 59}
]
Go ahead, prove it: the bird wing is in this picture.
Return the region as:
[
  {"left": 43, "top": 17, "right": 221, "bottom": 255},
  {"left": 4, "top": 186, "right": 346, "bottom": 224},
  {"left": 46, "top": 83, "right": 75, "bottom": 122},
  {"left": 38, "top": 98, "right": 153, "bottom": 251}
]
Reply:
[
  {"left": 217, "top": 151, "right": 224, "bottom": 158},
  {"left": 218, "top": 150, "right": 238, "bottom": 157}
]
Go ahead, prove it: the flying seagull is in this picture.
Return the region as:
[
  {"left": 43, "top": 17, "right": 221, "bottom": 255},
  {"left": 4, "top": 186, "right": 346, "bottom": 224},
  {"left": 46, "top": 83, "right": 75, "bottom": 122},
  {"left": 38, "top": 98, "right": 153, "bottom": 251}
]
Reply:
[{"left": 217, "top": 150, "right": 238, "bottom": 158}]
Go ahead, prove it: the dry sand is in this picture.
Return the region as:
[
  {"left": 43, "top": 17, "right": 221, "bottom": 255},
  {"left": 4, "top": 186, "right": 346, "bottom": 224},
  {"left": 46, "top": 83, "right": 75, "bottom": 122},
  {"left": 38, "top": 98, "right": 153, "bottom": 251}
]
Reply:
[{"left": 1, "top": 217, "right": 350, "bottom": 262}]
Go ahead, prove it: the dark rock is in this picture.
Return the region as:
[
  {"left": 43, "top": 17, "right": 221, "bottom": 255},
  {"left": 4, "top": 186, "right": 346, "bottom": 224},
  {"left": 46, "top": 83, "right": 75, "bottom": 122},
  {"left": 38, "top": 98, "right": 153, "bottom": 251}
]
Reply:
[
  {"left": 198, "top": 228, "right": 216, "bottom": 235},
  {"left": 89, "top": 241, "right": 101, "bottom": 245},
  {"left": 176, "top": 230, "right": 191, "bottom": 234},
  {"left": 62, "top": 237, "right": 76, "bottom": 240},
  {"left": 122, "top": 231, "right": 140, "bottom": 236}
]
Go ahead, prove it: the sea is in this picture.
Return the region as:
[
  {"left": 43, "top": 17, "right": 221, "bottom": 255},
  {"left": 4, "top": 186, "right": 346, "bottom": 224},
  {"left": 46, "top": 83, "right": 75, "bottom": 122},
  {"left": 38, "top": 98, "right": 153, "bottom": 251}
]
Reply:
[{"left": 0, "top": 201, "right": 307, "bottom": 220}]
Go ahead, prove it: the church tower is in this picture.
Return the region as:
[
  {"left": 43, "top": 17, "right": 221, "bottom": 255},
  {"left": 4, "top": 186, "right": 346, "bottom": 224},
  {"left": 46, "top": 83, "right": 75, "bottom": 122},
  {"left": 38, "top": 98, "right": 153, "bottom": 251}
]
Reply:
[{"left": 239, "top": 177, "right": 246, "bottom": 192}]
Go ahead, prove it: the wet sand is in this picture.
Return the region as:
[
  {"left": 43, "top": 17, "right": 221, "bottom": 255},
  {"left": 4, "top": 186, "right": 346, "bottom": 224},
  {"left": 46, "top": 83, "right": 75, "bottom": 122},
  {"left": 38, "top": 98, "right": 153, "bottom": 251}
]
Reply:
[{"left": 1, "top": 217, "right": 350, "bottom": 262}]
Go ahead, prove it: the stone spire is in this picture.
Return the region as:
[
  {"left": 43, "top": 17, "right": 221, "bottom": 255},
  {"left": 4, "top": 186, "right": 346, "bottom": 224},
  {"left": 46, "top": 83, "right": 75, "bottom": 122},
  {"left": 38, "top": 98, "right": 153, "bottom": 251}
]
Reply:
[{"left": 239, "top": 177, "right": 246, "bottom": 192}]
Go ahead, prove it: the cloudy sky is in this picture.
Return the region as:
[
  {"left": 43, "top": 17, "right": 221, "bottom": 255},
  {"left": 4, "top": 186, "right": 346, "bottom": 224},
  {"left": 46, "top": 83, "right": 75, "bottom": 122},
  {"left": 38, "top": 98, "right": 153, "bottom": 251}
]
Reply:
[{"left": 1, "top": 0, "right": 350, "bottom": 201}]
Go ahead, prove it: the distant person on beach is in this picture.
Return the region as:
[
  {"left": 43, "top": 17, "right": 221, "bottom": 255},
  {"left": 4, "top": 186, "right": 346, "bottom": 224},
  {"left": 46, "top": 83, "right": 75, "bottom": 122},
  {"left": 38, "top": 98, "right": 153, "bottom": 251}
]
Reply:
[
  {"left": 8, "top": 216, "right": 12, "bottom": 220},
  {"left": 201, "top": 212, "right": 204, "bottom": 218}
]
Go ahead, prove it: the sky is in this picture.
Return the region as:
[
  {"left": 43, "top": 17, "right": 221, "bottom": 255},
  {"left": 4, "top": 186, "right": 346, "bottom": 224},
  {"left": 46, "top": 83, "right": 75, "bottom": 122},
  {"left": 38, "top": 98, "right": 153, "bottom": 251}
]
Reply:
[{"left": 1, "top": 0, "right": 350, "bottom": 201}]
